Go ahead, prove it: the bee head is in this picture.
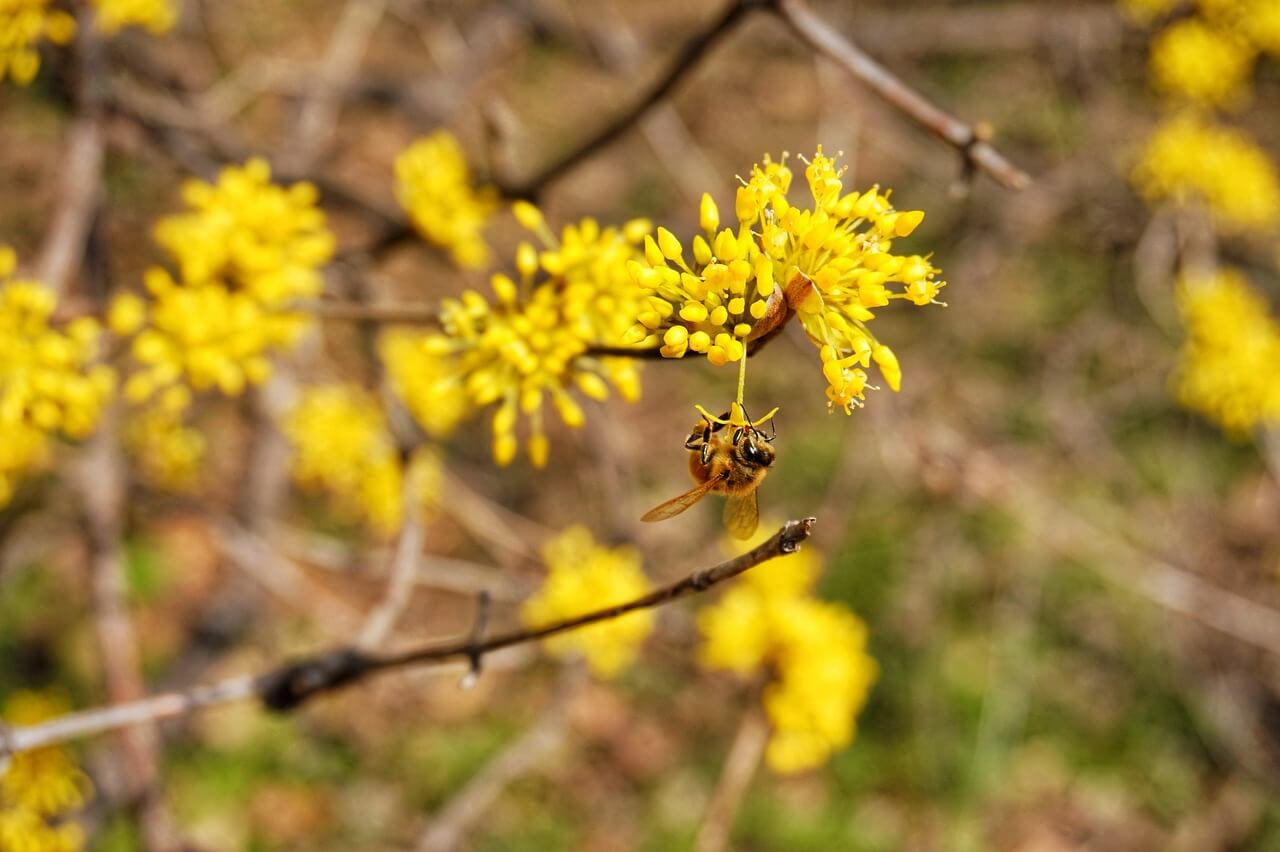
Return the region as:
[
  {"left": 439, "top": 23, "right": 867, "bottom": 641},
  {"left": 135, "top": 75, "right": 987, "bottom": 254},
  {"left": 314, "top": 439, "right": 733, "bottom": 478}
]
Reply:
[{"left": 734, "top": 428, "right": 776, "bottom": 469}]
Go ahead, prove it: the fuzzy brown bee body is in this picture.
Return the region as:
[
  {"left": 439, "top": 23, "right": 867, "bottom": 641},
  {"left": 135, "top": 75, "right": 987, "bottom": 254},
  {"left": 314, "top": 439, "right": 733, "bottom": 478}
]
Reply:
[{"left": 642, "top": 413, "right": 776, "bottom": 539}]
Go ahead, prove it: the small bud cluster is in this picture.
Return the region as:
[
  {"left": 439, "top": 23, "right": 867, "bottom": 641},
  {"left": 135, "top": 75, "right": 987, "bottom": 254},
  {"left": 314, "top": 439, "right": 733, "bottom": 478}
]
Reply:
[
  {"left": 0, "top": 691, "right": 92, "bottom": 851},
  {"left": 0, "top": 247, "right": 115, "bottom": 506},
  {"left": 1, "top": 0, "right": 174, "bottom": 87},
  {"left": 395, "top": 132, "right": 499, "bottom": 269},
  {"left": 284, "top": 384, "right": 442, "bottom": 536},
  {"left": 1132, "top": 112, "right": 1280, "bottom": 233},
  {"left": 1174, "top": 269, "right": 1280, "bottom": 433},
  {"left": 0, "top": 0, "right": 75, "bottom": 85}
]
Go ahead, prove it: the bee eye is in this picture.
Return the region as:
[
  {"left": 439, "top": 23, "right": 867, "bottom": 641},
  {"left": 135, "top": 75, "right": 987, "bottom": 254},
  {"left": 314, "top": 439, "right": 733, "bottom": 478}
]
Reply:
[{"left": 743, "top": 442, "right": 762, "bottom": 464}]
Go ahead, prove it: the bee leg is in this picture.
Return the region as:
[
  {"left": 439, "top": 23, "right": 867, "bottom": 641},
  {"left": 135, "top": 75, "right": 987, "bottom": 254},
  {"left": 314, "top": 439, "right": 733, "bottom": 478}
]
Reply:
[
  {"left": 700, "top": 421, "right": 714, "bottom": 465},
  {"left": 709, "top": 411, "right": 731, "bottom": 434}
]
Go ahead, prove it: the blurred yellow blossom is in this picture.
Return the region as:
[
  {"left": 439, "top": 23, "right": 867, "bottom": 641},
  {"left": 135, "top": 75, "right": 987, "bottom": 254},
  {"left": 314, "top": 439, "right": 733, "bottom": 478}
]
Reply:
[
  {"left": 1132, "top": 112, "right": 1280, "bottom": 232},
  {"left": 381, "top": 329, "right": 472, "bottom": 439},
  {"left": 698, "top": 529, "right": 877, "bottom": 773},
  {"left": 0, "top": 248, "right": 115, "bottom": 505},
  {"left": 90, "top": 0, "right": 175, "bottom": 34},
  {"left": 114, "top": 159, "right": 333, "bottom": 406},
  {"left": 1174, "top": 268, "right": 1280, "bottom": 433},
  {"left": 521, "top": 525, "right": 653, "bottom": 678},
  {"left": 284, "top": 384, "right": 441, "bottom": 535},
  {"left": 626, "top": 148, "right": 943, "bottom": 413},
  {"left": 153, "top": 158, "right": 334, "bottom": 308},
  {"left": 1150, "top": 18, "right": 1255, "bottom": 107},
  {"left": 0, "top": 0, "right": 75, "bottom": 85},
  {"left": 1, "top": 691, "right": 90, "bottom": 852},
  {"left": 118, "top": 269, "right": 299, "bottom": 404},
  {"left": 1119, "top": 0, "right": 1178, "bottom": 21},
  {"left": 512, "top": 201, "right": 652, "bottom": 345},
  {"left": 400, "top": 269, "right": 641, "bottom": 469},
  {"left": 396, "top": 131, "right": 498, "bottom": 269},
  {"left": 1199, "top": 0, "right": 1280, "bottom": 53},
  {"left": 123, "top": 404, "right": 206, "bottom": 492}
]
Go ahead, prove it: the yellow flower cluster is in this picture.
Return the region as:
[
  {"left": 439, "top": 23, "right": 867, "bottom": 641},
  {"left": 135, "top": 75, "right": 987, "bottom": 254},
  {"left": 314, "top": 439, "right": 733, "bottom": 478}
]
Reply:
[
  {"left": 395, "top": 132, "right": 499, "bottom": 269},
  {"left": 1127, "top": 0, "right": 1280, "bottom": 235},
  {"left": 511, "top": 201, "right": 652, "bottom": 345},
  {"left": 626, "top": 149, "right": 942, "bottom": 413},
  {"left": 1132, "top": 112, "right": 1280, "bottom": 232},
  {"left": 284, "top": 384, "right": 441, "bottom": 535},
  {"left": 1174, "top": 268, "right": 1280, "bottom": 433},
  {"left": 1150, "top": 18, "right": 1255, "bottom": 108},
  {"left": 123, "top": 404, "right": 206, "bottom": 492},
  {"left": 380, "top": 330, "right": 472, "bottom": 439},
  {"left": 0, "top": 247, "right": 115, "bottom": 506},
  {"left": 521, "top": 525, "right": 653, "bottom": 678},
  {"left": 1200, "top": 0, "right": 1280, "bottom": 55},
  {"left": 153, "top": 158, "right": 334, "bottom": 307},
  {"left": 0, "top": 0, "right": 74, "bottom": 85},
  {"left": 1118, "top": 0, "right": 1177, "bottom": 22},
  {"left": 698, "top": 531, "right": 877, "bottom": 773},
  {"left": 1, "top": 692, "right": 91, "bottom": 852},
  {"left": 114, "top": 159, "right": 334, "bottom": 407},
  {"left": 388, "top": 209, "right": 644, "bottom": 468},
  {"left": 90, "top": 0, "right": 175, "bottom": 34}
]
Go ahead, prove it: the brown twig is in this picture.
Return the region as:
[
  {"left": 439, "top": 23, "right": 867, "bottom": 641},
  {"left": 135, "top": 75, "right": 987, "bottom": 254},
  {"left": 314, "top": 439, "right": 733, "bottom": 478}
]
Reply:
[
  {"left": 354, "top": 0, "right": 760, "bottom": 261},
  {"left": 418, "top": 668, "right": 580, "bottom": 852},
  {"left": 37, "top": 15, "right": 106, "bottom": 295},
  {"left": 214, "top": 518, "right": 365, "bottom": 637},
  {"left": 772, "top": 0, "right": 1031, "bottom": 191},
  {"left": 694, "top": 707, "right": 769, "bottom": 852},
  {"left": 357, "top": 466, "right": 427, "bottom": 649},
  {"left": 584, "top": 345, "right": 670, "bottom": 360},
  {"left": 298, "top": 299, "right": 442, "bottom": 324},
  {"left": 496, "top": 0, "right": 758, "bottom": 199},
  {"left": 283, "top": 0, "right": 387, "bottom": 172},
  {"left": 79, "top": 405, "right": 178, "bottom": 849},
  {"left": 4, "top": 518, "right": 815, "bottom": 754}
]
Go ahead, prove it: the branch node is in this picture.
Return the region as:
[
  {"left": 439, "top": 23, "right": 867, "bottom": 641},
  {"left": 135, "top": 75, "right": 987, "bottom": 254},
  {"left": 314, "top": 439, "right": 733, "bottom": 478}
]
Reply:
[
  {"left": 257, "top": 647, "right": 375, "bottom": 712},
  {"left": 778, "top": 517, "right": 817, "bottom": 553},
  {"left": 460, "top": 592, "right": 492, "bottom": 690}
]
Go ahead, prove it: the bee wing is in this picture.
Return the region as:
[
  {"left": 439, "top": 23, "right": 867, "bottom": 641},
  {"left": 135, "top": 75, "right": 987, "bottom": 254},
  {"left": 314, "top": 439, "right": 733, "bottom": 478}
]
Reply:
[
  {"left": 641, "top": 476, "right": 722, "bottom": 522},
  {"left": 723, "top": 490, "right": 760, "bottom": 540}
]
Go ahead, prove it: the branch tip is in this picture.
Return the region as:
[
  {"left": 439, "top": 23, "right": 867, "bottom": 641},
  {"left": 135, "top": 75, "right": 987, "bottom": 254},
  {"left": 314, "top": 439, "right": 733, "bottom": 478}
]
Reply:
[{"left": 257, "top": 647, "right": 375, "bottom": 712}]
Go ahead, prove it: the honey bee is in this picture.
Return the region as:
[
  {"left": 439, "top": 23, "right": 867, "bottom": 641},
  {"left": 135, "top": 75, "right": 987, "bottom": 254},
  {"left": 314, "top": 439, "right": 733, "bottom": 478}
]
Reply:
[{"left": 641, "top": 404, "right": 778, "bottom": 539}]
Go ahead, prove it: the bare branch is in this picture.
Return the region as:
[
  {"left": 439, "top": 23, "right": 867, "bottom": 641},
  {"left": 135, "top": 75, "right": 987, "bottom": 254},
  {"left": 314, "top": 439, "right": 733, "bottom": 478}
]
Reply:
[
  {"left": 357, "top": 470, "right": 427, "bottom": 648},
  {"left": 296, "top": 299, "right": 441, "bottom": 325},
  {"left": 418, "top": 669, "right": 578, "bottom": 852},
  {"left": 773, "top": 0, "right": 1031, "bottom": 191},
  {"left": 284, "top": 0, "right": 388, "bottom": 172},
  {"left": 695, "top": 707, "right": 769, "bottom": 852},
  {"left": 5, "top": 518, "right": 816, "bottom": 755},
  {"left": 357, "top": 0, "right": 759, "bottom": 261},
  {"left": 37, "top": 16, "right": 107, "bottom": 295},
  {"left": 497, "top": 0, "right": 758, "bottom": 199}
]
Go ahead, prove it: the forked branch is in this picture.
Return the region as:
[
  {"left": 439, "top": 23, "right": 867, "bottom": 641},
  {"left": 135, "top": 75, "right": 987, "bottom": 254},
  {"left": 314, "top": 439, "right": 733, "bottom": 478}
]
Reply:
[{"left": 2, "top": 518, "right": 816, "bottom": 759}]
